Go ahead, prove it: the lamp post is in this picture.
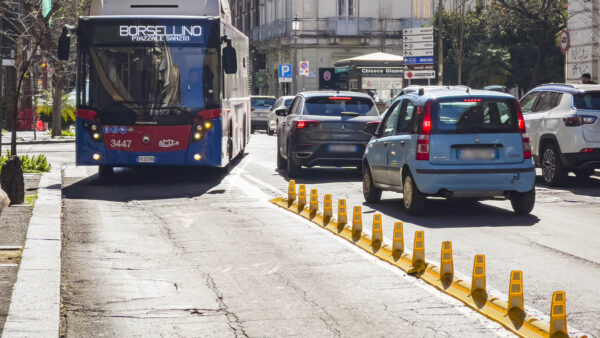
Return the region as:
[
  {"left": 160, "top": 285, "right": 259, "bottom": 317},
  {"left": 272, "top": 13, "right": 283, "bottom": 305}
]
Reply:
[{"left": 291, "top": 15, "right": 301, "bottom": 95}]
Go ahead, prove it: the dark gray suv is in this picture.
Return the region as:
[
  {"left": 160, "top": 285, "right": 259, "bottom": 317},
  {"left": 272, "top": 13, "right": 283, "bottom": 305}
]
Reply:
[{"left": 275, "top": 92, "right": 380, "bottom": 177}]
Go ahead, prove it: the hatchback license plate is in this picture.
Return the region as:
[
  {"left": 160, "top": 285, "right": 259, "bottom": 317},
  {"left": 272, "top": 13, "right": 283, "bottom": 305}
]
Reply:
[
  {"left": 458, "top": 148, "right": 497, "bottom": 160},
  {"left": 137, "top": 156, "right": 156, "bottom": 163},
  {"left": 329, "top": 145, "right": 358, "bottom": 153}
]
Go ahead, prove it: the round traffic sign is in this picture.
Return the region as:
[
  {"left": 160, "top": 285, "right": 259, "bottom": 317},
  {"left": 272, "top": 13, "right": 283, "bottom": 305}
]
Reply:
[
  {"left": 559, "top": 29, "right": 570, "bottom": 53},
  {"left": 407, "top": 71, "right": 414, "bottom": 79}
]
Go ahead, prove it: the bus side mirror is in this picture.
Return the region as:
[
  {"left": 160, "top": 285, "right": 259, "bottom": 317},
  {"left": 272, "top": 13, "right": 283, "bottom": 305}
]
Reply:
[
  {"left": 57, "top": 27, "right": 71, "bottom": 61},
  {"left": 223, "top": 44, "right": 238, "bottom": 74}
]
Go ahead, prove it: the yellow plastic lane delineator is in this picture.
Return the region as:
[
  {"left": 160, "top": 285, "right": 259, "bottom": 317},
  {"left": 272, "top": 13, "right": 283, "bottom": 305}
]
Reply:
[
  {"left": 508, "top": 270, "right": 524, "bottom": 313},
  {"left": 392, "top": 222, "right": 404, "bottom": 255},
  {"left": 471, "top": 255, "right": 486, "bottom": 294},
  {"left": 323, "top": 194, "right": 333, "bottom": 219},
  {"left": 338, "top": 199, "right": 347, "bottom": 225},
  {"left": 298, "top": 184, "right": 306, "bottom": 210},
  {"left": 352, "top": 206, "right": 362, "bottom": 234},
  {"left": 269, "top": 196, "right": 556, "bottom": 337},
  {"left": 372, "top": 214, "right": 383, "bottom": 243},
  {"left": 410, "top": 231, "right": 426, "bottom": 273},
  {"left": 440, "top": 241, "right": 454, "bottom": 279},
  {"left": 288, "top": 180, "right": 296, "bottom": 205},
  {"left": 310, "top": 189, "right": 318, "bottom": 213},
  {"left": 550, "top": 291, "right": 568, "bottom": 337}
]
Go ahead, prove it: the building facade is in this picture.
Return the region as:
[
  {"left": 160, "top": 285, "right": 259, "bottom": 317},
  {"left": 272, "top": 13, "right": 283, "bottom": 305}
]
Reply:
[
  {"left": 230, "top": 0, "right": 433, "bottom": 97},
  {"left": 567, "top": 0, "right": 598, "bottom": 83}
]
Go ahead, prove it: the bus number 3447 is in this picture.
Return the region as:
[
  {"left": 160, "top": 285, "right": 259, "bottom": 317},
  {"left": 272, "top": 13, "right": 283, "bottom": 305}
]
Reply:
[{"left": 110, "top": 139, "right": 132, "bottom": 149}]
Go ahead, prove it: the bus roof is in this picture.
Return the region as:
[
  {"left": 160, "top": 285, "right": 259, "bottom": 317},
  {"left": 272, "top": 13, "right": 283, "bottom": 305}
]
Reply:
[{"left": 89, "top": 0, "right": 231, "bottom": 22}]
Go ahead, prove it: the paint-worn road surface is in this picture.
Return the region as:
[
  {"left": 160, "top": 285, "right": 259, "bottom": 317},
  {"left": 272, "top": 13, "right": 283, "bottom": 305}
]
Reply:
[
  {"left": 59, "top": 134, "right": 598, "bottom": 336},
  {"left": 60, "top": 143, "right": 510, "bottom": 337}
]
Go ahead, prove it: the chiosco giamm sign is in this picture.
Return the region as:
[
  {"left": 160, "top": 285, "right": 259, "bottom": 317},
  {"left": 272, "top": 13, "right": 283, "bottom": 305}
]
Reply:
[{"left": 357, "top": 67, "right": 404, "bottom": 75}]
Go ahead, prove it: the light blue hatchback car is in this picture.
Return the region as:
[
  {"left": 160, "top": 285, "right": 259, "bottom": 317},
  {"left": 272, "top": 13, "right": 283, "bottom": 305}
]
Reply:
[{"left": 362, "top": 86, "right": 536, "bottom": 215}]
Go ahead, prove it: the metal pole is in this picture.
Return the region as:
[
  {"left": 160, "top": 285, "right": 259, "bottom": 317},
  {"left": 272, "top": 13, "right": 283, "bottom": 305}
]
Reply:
[
  {"left": 293, "top": 34, "right": 298, "bottom": 94},
  {"left": 437, "top": 0, "right": 444, "bottom": 85}
]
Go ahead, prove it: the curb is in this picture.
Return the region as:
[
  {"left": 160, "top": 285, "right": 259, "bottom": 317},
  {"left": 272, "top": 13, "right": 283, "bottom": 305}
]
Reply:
[
  {"left": 1, "top": 166, "right": 62, "bottom": 338},
  {"left": 271, "top": 182, "right": 576, "bottom": 338}
]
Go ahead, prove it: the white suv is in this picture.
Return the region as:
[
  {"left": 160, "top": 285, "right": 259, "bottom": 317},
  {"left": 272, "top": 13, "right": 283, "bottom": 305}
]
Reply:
[{"left": 520, "top": 84, "right": 600, "bottom": 186}]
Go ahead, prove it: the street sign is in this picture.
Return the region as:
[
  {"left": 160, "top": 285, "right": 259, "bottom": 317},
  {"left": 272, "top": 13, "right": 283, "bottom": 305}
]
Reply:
[
  {"left": 403, "top": 49, "right": 434, "bottom": 57},
  {"left": 335, "top": 66, "right": 350, "bottom": 74},
  {"left": 404, "top": 70, "right": 436, "bottom": 79},
  {"left": 405, "top": 64, "right": 435, "bottom": 71},
  {"left": 403, "top": 42, "right": 434, "bottom": 50},
  {"left": 559, "top": 29, "right": 570, "bottom": 53},
  {"left": 299, "top": 61, "right": 309, "bottom": 76},
  {"left": 404, "top": 56, "right": 434, "bottom": 65},
  {"left": 279, "top": 64, "right": 292, "bottom": 83},
  {"left": 403, "top": 35, "right": 434, "bottom": 43},
  {"left": 403, "top": 27, "right": 434, "bottom": 36}
]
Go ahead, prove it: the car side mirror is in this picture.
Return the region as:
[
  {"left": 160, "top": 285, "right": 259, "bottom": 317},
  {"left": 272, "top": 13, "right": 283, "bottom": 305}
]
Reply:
[
  {"left": 57, "top": 27, "right": 71, "bottom": 61},
  {"left": 222, "top": 38, "right": 238, "bottom": 74},
  {"left": 363, "top": 121, "right": 381, "bottom": 136},
  {"left": 275, "top": 107, "right": 288, "bottom": 117}
]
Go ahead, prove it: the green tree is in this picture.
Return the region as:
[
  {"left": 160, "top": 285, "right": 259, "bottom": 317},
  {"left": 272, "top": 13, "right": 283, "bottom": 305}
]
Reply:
[{"left": 490, "top": 0, "right": 567, "bottom": 90}]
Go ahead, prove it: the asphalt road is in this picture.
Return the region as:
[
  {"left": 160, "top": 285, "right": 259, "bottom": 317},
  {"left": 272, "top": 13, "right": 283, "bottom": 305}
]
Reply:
[{"left": 20, "top": 133, "right": 598, "bottom": 336}]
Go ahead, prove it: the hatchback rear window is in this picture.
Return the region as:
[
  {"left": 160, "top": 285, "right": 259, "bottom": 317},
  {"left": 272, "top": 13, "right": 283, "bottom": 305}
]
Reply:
[
  {"left": 304, "top": 97, "right": 378, "bottom": 116},
  {"left": 574, "top": 92, "right": 600, "bottom": 110},
  {"left": 432, "top": 98, "right": 519, "bottom": 134}
]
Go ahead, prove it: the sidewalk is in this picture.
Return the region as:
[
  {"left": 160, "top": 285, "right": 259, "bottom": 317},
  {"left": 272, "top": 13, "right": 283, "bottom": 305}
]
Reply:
[
  {"left": 1, "top": 167, "right": 62, "bottom": 338},
  {"left": 1, "top": 131, "right": 74, "bottom": 147}
]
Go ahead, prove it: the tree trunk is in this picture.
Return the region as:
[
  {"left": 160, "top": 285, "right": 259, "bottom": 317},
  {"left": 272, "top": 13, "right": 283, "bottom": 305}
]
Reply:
[
  {"left": 51, "top": 83, "right": 63, "bottom": 137},
  {"left": 529, "top": 38, "right": 546, "bottom": 90}
]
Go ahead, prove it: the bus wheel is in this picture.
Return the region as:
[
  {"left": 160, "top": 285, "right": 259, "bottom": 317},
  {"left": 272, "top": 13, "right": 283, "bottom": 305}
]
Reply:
[{"left": 98, "top": 165, "right": 114, "bottom": 179}]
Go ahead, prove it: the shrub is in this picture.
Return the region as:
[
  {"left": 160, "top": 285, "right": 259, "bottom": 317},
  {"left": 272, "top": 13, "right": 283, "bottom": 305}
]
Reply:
[
  {"left": 0, "top": 151, "right": 51, "bottom": 174},
  {"left": 36, "top": 90, "right": 76, "bottom": 128}
]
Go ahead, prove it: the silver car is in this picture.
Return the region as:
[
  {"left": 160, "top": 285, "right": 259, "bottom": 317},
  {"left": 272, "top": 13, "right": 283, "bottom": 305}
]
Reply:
[
  {"left": 267, "top": 96, "right": 295, "bottom": 135},
  {"left": 251, "top": 96, "right": 276, "bottom": 133}
]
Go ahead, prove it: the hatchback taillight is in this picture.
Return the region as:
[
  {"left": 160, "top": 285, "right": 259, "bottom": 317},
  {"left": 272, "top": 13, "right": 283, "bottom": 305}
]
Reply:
[
  {"left": 416, "top": 102, "right": 432, "bottom": 161},
  {"left": 516, "top": 102, "right": 532, "bottom": 159}
]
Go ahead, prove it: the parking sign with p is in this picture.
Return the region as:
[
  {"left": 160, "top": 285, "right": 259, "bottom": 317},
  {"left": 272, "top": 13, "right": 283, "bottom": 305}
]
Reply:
[{"left": 279, "top": 64, "right": 292, "bottom": 83}]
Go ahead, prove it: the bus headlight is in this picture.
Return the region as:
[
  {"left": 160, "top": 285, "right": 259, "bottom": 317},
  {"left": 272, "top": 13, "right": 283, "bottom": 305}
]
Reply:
[
  {"left": 194, "top": 132, "right": 202, "bottom": 140},
  {"left": 93, "top": 153, "right": 101, "bottom": 161},
  {"left": 92, "top": 133, "right": 101, "bottom": 140},
  {"left": 194, "top": 154, "right": 202, "bottom": 161},
  {"left": 91, "top": 124, "right": 98, "bottom": 131},
  {"left": 196, "top": 124, "right": 203, "bottom": 131},
  {"left": 204, "top": 121, "right": 213, "bottom": 130}
]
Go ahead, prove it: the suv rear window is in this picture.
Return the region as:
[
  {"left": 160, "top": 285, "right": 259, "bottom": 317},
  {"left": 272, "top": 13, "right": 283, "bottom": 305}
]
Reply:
[
  {"left": 432, "top": 98, "right": 519, "bottom": 134},
  {"left": 574, "top": 92, "right": 600, "bottom": 110},
  {"left": 304, "top": 97, "right": 378, "bottom": 116}
]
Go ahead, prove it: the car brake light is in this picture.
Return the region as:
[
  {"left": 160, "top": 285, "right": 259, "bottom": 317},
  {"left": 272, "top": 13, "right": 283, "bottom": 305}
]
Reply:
[
  {"left": 580, "top": 148, "right": 595, "bottom": 153},
  {"left": 76, "top": 109, "right": 98, "bottom": 121},
  {"left": 416, "top": 102, "right": 432, "bottom": 161},
  {"left": 295, "top": 120, "right": 321, "bottom": 129},
  {"left": 329, "top": 97, "right": 352, "bottom": 101},
  {"left": 464, "top": 99, "right": 482, "bottom": 102},
  {"left": 515, "top": 101, "right": 532, "bottom": 159},
  {"left": 563, "top": 114, "right": 598, "bottom": 127}
]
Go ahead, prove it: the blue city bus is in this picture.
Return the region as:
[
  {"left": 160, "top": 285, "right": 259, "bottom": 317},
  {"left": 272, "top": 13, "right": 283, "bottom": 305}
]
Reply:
[{"left": 66, "top": 14, "right": 250, "bottom": 177}]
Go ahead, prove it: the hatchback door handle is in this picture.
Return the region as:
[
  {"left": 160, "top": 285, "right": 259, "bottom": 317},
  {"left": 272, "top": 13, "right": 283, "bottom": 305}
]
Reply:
[{"left": 383, "top": 141, "right": 392, "bottom": 146}]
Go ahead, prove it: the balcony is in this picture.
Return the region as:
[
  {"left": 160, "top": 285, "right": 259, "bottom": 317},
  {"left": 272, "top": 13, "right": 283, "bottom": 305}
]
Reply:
[{"left": 251, "top": 17, "right": 409, "bottom": 43}]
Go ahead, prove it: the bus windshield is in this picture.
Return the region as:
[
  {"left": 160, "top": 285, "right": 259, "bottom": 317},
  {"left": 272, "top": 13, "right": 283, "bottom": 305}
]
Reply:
[{"left": 80, "top": 45, "right": 220, "bottom": 125}]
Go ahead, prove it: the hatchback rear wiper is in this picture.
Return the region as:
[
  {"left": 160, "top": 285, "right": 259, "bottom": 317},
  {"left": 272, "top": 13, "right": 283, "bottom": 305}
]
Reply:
[{"left": 341, "top": 111, "right": 360, "bottom": 117}]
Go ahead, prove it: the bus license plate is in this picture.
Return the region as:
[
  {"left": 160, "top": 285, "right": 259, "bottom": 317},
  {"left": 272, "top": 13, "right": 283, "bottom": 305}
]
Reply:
[
  {"left": 137, "top": 156, "right": 156, "bottom": 163},
  {"left": 458, "top": 148, "right": 497, "bottom": 160}
]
